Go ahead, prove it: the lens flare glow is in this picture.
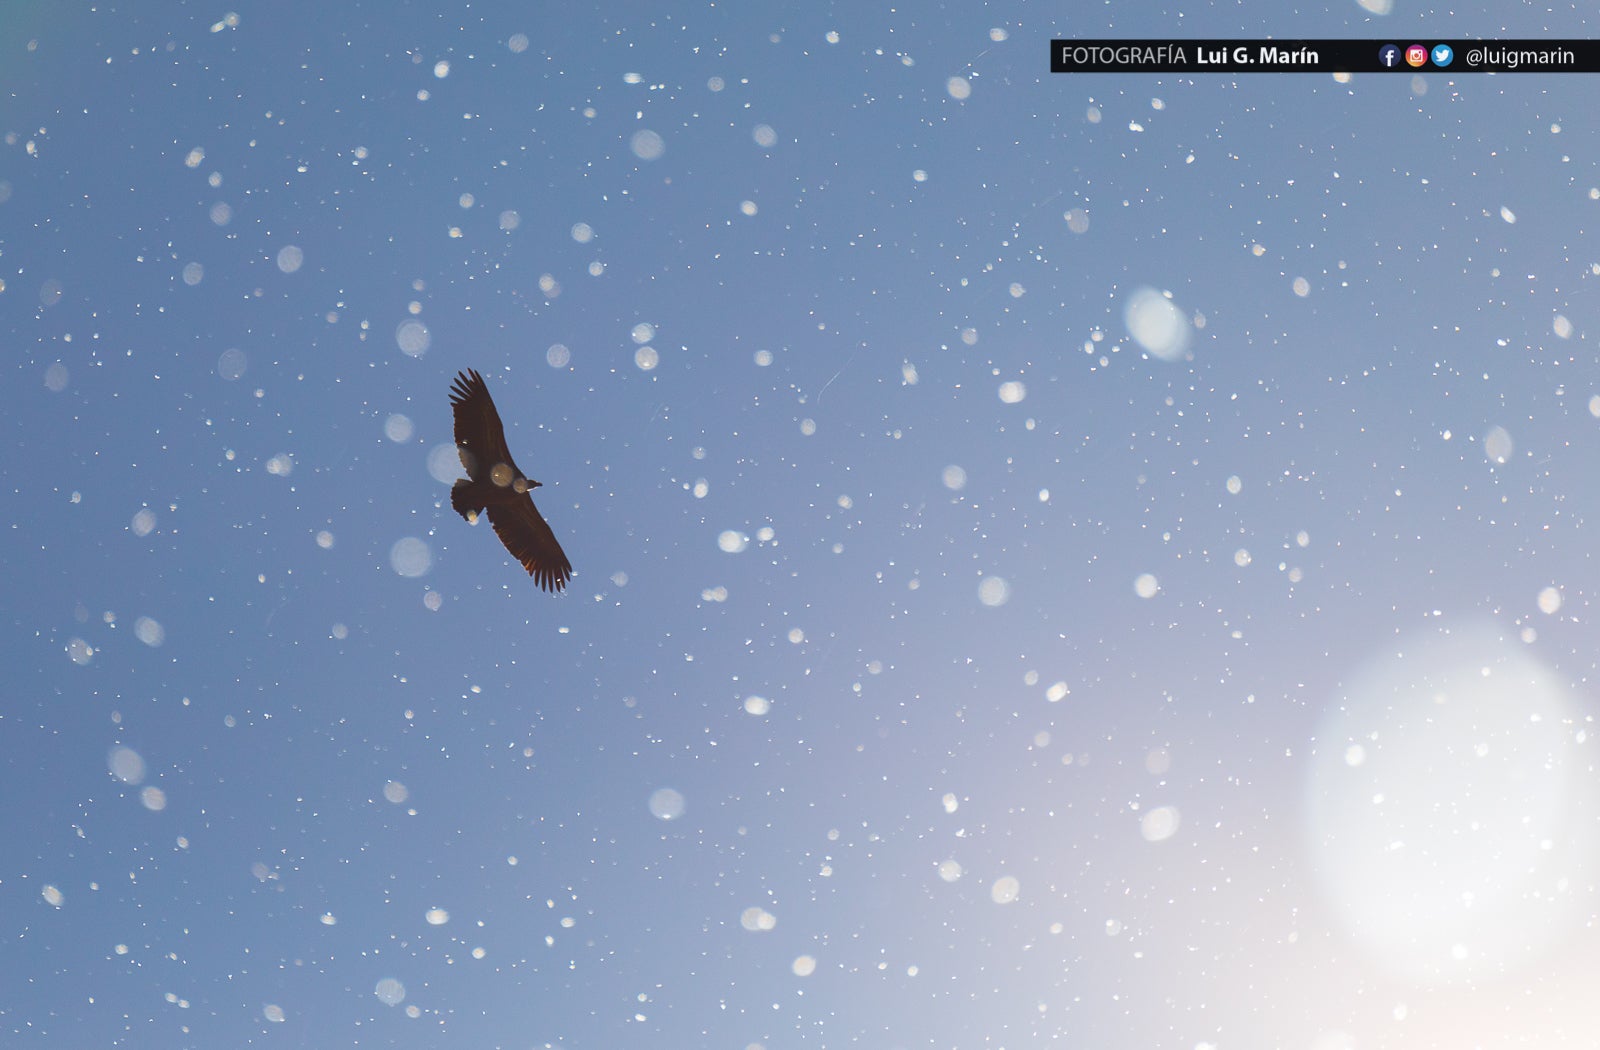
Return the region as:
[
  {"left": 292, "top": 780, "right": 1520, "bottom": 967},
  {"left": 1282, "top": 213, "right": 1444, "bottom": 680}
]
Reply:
[
  {"left": 1305, "top": 624, "right": 1596, "bottom": 984},
  {"left": 1124, "top": 287, "right": 1190, "bottom": 361}
]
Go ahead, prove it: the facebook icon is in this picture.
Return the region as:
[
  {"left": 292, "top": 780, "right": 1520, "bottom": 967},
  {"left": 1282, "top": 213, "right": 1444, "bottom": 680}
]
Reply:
[{"left": 1379, "top": 44, "right": 1400, "bottom": 68}]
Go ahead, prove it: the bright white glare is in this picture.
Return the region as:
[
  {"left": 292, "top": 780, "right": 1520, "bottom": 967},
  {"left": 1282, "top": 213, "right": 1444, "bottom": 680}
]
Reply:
[
  {"left": 1305, "top": 624, "right": 1597, "bottom": 983},
  {"left": 1124, "top": 287, "right": 1190, "bottom": 361},
  {"left": 1139, "top": 805, "right": 1180, "bottom": 842}
]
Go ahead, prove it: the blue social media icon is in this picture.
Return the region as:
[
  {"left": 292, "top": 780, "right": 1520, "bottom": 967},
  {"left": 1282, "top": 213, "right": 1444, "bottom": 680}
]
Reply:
[
  {"left": 1379, "top": 44, "right": 1400, "bottom": 68},
  {"left": 1431, "top": 44, "right": 1453, "bottom": 67}
]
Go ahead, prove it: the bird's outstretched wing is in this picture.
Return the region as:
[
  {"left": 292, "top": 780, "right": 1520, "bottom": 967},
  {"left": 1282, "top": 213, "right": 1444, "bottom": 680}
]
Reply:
[
  {"left": 487, "top": 497, "right": 574, "bottom": 593},
  {"left": 449, "top": 368, "right": 519, "bottom": 479}
]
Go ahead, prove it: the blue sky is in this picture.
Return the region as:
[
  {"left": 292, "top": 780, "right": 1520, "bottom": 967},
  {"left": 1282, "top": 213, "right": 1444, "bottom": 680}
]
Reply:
[{"left": 6, "top": 2, "right": 1600, "bottom": 1047}]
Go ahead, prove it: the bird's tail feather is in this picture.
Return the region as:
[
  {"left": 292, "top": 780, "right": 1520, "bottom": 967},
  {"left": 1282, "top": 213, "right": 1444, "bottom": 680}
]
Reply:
[{"left": 451, "top": 479, "right": 485, "bottom": 523}]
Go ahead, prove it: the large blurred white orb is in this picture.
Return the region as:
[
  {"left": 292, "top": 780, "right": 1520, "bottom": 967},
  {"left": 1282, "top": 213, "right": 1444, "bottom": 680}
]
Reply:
[{"left": 1305, "top": 624, "right": 1596, "bottom": 984}]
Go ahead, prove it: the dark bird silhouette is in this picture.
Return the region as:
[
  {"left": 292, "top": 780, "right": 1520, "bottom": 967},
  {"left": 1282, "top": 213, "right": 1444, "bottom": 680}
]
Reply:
[{"left": 448, "top": 369, "right": 573, "bottom": 592}]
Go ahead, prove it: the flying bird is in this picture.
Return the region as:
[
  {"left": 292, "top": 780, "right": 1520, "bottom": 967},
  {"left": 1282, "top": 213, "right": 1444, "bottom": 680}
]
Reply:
[{"left": 448, "top": 368, "right": 573, "bottom": 592}]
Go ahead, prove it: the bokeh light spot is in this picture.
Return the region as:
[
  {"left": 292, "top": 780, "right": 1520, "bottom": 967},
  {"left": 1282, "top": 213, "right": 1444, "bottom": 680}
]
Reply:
[
  {"left": 217, "top": 348, "right": 247, "bottom": 380},
  {"left": 427, "top": 443, "right": 462, "bottom": 484},
  {"left": 649, "top": 787, "right": 685, "bottom": 820},
  {"left": 109, "top": 746, "right": 146, "bottom": 784},
  {"left": 396, "top": 319, "right": 431, "bottom": 357},
  {"left": 134, "top": 616, "right": 165, "bottom": 647},
  {"left": 990, "top": 875, "right": 1020, "bottom": 903},
  {"left": 1483, "top": 425, "right": 1513, "bottom": 464},
  {"left": 1305, "top": 624, "right": 1598, "bottom": 983},
  {"left": 1140, "top": 805, "right": 1181, "bottom": 842},
  {"left": 978, "top": 576, "right": 1010, "bottom": 607},
  {"left": 374, "top": 978, "right": 406, "bottom": 1006},
  {"left": 390, "top": 537, "right": 432, "bottom": 577},
  {"left": 630, "top": 129, "right": 665, "bottom": 160},
  {"left": 1125, "top": 287, "right": 1191, "bottom": 361}
]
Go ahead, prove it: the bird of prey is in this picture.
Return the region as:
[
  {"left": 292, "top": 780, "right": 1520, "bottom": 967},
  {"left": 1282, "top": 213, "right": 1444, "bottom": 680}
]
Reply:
[{"left": 448, "top": 368, "right": 573, "bottom": 592}]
